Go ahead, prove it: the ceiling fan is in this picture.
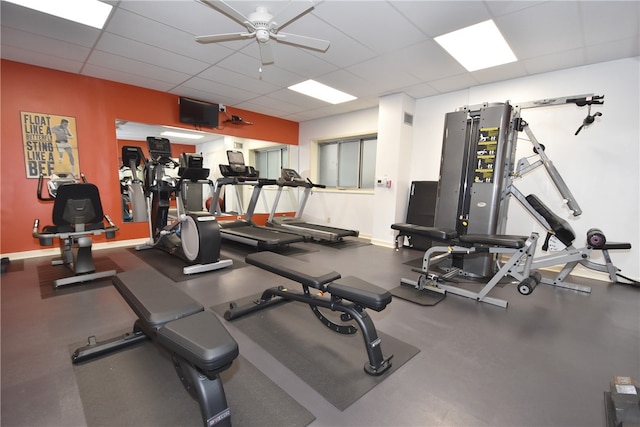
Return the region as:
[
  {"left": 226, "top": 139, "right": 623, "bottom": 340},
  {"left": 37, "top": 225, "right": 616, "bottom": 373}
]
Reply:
[{"left": 196, "top": 0, "right": 330, "bottom": 65}]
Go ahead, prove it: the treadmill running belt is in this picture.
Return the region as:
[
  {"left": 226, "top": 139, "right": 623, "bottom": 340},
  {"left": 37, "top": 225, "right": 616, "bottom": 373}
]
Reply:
[
  {"left": 282, "top": 221, "right": 358, "bottom": 237},
  {"left": 219, "top": 220, "right": 303, "bottom": 249}
]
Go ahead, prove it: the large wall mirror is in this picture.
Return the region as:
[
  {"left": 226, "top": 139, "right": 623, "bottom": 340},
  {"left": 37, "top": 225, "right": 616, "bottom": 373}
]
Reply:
[{"left": 115, "top": 120, "right": 299, "bottom": 223}]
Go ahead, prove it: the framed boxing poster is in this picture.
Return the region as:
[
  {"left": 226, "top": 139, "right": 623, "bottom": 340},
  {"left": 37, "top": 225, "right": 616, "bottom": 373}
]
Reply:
[{"left": 21, "top": 111, "right": 80, "bottom": 178}]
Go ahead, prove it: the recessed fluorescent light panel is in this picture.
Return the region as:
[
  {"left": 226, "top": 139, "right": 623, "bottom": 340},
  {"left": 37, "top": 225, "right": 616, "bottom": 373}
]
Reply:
[
  {"left": 288, "top": 80, "right": 356, "bottom": 104},
  {"left": 160, "top": 131, "right": 204, "bottom": 140},
  {"left": 435, "top": 20, "right": 517, "bottom": 72},
  {"left": 5, "top": 0, "right": 113, "bottom": 29}
]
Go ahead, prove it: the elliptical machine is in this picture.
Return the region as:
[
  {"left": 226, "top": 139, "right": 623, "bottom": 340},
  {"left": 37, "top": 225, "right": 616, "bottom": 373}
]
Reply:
[{"left": 136, "top": 137, "right": 232, "bottom": 275}]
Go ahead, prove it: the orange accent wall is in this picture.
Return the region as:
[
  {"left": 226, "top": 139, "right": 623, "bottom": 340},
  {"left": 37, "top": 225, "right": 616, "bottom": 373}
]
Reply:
[{"left": 0, "top": 60, "right": 299, "bottom": 254}]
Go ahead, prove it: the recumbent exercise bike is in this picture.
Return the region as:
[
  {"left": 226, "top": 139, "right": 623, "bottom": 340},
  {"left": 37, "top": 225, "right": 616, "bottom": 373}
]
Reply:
[{"left": 32, "top": 172, "right": 119, "bottom": 288}]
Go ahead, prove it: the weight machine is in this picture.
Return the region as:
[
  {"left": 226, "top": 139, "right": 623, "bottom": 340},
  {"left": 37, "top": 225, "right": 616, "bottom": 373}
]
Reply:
[{"left": 395, "top": 94, "right": 634, "bottom": 306}]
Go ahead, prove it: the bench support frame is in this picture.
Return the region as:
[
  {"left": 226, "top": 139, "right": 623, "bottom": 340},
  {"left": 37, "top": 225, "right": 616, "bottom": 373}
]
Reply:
[
  {"left": 401, "top": 233, "right": 539, "bottom": 308},
  {"left": 225, "top": 285, "right": 393, "bottom": 376}
]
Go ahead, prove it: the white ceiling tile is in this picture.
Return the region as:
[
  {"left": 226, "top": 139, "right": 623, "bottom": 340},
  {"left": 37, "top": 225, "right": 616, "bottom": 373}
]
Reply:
[
  {"left": 483, "top": 1, "right": 547, "bottom": 17},
  {"left": 95, "top": 33, "right": 210, "bottom": 75},
  {"left": 0, "top": 1, "right": 101, "bottom": 47},
  {"left": 234, "top": 98, "right": 299, "bottom": 118},
  {"left": 86, "top": 50, "right": 192, "bottom": 85},
  {"left": 313, "top": 1, "right": 426, "bottom": 54},
  {"left": 472, "top": 61, "right": 530, "bottom": 85},
  {"left": 496, "top": 1, "right": 583, "bottom": 60},
  {"left": 2, "top": 0, "right": 638, "bottom": 122},
  {"left": 118, "top": 0, "right": 241, "bottom": 36},
  {"left": 178, "top": 75, "right": 259, "bottom": 104},
  {"left": 313, "top": 69, "right": 373, "bottom": 98},
  {"left": 522, "top": 49, "right": 587, "bottom": 76},
  {"left": 346, "top": 57, "right": 422, "bottom": 94},
  {"left": 402, "top": 82, "right": 440, "bottom": 100},
  {"left": 386, "top": 39, "right": 467, "bottom": 82},
  {"left": 428, "top": 73, "right": 479, "bottom": 94},
  {"left": 0, "top": 45, "right": 85, "bottom": 74},
  {"left": 585, "top": 38, "right": 640, "bottom": 64},
  {"left": 393, "top": 1, "right": 492, "bottom": 37},
  {"left": 263, "top": 88, "right": 329, "bottom": 109},
  {"left": 197, "top": 65, "right": 281, "bottom": 95},
  {"left": 1, "top": 27, "right": 91, "bottom": 62},
  {"left": 254, "top": 45, "right": 338, "bottom": 79},
  {"left": 280, "top": 13, "right": 377, "bottom": 67},
  {"left": 82, "top": 63, "right": 178, "bottom": 92},
  {"left": 580, "top": 1, "right": 640, "bottom": 45},
  {"left": 105, "top": 8, "right": 236, "bottom": 64}
]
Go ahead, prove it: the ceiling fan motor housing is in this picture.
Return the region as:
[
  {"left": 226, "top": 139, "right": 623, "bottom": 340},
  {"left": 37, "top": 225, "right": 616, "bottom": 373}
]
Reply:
[{"left": 256, "top": 28, "right": 270, "bottom": 43}]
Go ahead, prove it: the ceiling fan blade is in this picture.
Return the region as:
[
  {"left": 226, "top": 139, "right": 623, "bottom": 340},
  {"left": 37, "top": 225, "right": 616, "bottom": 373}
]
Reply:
[
  {"left": 271, "top": 0, "right": 315, "bottom": 30},
  {"left": 274, "top": 32, "right": 330, "bottom": 52},
  {"left": 198, "top": 0, "right": 252, "bottom": 28},
  {"left": 196, "top": 32, "right": 253, "bottom": 44},
  {"left": 258, "top": 41, "right": 274, "bottom": 65}
]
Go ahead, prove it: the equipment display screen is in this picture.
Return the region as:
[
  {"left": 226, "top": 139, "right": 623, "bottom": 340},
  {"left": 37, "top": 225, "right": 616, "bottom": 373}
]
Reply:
[
  {"left": 147, "top": 137, "right": 171, "bottom": 157},
  {"left": 227, "top": 150, "right": 245, "bottom": 165}
]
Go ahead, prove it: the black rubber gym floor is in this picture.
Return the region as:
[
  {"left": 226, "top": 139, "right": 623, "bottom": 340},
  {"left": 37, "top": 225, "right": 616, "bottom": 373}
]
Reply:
[{"left": 2, "top": 242, "right": 639, "bottom": 426}]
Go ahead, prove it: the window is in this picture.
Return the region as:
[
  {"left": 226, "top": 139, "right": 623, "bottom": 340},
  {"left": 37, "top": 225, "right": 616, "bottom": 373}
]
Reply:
[
  {"left": 318, "top": 134, "right": 377, "bottom": 189},
  {"left": 254, "top": 146, "right": 288, "bottom": 179}
]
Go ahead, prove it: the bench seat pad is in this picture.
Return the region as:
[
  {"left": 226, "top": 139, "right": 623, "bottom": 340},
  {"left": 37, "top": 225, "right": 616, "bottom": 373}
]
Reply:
[
  {"left": 158, "top": 311, "right": 239, "bottom": 373},
  {"left": 246, "top": 251, "right": 341, "bottom": 289},
  {"left": 328, "top": 276, "right": 392, "bottom": 312},
  {"left": 113, "top": 269, "right": 204, "bottom": 330},
  {"left": 459, "top": 234, "right": 529, "bottom": 249},
  {"left": 391, "top": 224, "right": 458, "bottom": 241}
]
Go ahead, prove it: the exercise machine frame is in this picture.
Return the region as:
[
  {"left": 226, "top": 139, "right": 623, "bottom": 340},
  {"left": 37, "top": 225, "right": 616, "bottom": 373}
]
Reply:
[
  {"left": 226, "top": 251, "right": 393, "bottom": 376},
  {"left": 32, "top": 173, "right": 119, "bottom": 288},
  {"left": 135, "top": 138, "right": 232, "bottom": 275}
]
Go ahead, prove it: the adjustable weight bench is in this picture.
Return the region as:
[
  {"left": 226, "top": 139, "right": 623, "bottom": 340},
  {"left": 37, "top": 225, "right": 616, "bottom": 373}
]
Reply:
[
  {"left": 392, "top": 223, "right": 540, "bottom": 308},
  {"left": 72, "top": 269, "right": 239, "bottom": 427},
  {"left": 225, "top": 251, "right": 393, "bottom": 376}
]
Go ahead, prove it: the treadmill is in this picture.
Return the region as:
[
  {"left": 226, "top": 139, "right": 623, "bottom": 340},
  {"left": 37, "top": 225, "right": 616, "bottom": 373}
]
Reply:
[
  {"left": 211, "top": 151, "right": 304, "bottom": 250},
  {"left": 266, "top": 168, "right": 359, "bottom": 242}
]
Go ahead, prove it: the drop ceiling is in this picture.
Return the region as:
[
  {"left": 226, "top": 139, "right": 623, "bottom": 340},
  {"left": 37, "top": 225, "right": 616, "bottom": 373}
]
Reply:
[{"left": 2, "top": 1, "right": 638, "bottom": 123}]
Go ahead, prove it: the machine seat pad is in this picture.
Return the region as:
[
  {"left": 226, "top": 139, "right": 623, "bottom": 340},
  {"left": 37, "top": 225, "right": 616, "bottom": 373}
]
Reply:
[
  {"left": 112, "top": 269, "right": 204, "bottom": 330},
  {"left": 525, "top": 194, "right": 575, "bottom": 246},
  {"left": 391, "top": 223, "right": 458, "bottom": 241},
  {"left": 158, "top": 311, "right": 239, "bottom": 374},
  {"left": 459, "top": 234, "right": 528, "bottom": 249},
  {"left": 43, "top": 222, "right": 105, "bottom": 234},
  {"left": 246, "top": 251, "right": 341, "bottom": 290},
  {"left": 327, "top": 276, "right": 392, "bottom": 312}
]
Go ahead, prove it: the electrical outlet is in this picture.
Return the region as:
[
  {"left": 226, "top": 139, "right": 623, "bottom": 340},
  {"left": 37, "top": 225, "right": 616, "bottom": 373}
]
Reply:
[{"left": 327, "top": 217, "right": 331, "bottom": 223}]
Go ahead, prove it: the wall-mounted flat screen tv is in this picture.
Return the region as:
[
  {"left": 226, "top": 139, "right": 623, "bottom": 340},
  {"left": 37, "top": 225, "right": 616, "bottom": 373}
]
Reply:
[{"left": 179, "top": 97, "right": 219, "bottom": 128}]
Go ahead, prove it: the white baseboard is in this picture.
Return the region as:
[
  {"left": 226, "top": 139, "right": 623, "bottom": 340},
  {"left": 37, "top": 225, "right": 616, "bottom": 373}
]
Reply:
[
  {"left": 370, "top": 238, "right": 394, "bottom": 249},
  {"left": 1, "top": 238, "right": 149, "bottom": 261}
]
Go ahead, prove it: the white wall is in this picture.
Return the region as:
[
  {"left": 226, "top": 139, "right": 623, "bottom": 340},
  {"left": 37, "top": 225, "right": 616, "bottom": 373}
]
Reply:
[
  {"left": 298, "top": 107, "right": 379, "bottom": 233},
  {"left": 298, "top": 58, "right": 639, "bottom": 280},
  {"left": 197, "top": 136, "right": 299, "bottom": 214}
]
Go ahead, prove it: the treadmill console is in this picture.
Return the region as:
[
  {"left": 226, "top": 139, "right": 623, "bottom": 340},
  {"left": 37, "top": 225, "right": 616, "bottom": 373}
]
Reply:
[
  {"left": 227, "top": 150, "right": 246, "bottom": 173},
  {"left": 219, "top": 150, "right": 258, "bottom": 178},
  {"left": 280, "top": 168, "right": 305, "bottom": 183}
]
